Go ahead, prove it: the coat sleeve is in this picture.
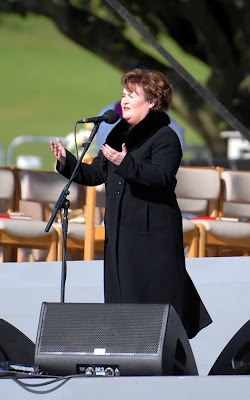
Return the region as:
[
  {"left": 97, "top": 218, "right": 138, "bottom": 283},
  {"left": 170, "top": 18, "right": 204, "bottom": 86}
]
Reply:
[
  {"left": 56, "top": 149, "right": 105, "bottom": 186},
  {"left": 115, "top": 128, "right": 182, "bottom": 189}
]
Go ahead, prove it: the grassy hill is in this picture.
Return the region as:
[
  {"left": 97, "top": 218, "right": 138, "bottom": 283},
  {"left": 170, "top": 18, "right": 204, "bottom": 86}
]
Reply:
[{"left": 0, "top": 13, "right": 205, "bottom": 170}]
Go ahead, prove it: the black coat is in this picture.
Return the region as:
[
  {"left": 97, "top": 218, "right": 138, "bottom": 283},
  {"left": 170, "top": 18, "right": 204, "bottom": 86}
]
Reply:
[{"left": 58, "top": 111, "right": 212, "bottom": 338}]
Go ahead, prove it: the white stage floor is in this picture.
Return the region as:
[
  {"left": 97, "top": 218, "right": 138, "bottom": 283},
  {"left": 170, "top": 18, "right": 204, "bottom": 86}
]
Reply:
[{"left": 1, "top": 256, "right": 250, "bottom": 398}]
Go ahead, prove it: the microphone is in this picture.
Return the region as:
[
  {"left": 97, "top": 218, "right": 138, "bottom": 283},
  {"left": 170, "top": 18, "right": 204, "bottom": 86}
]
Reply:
[{"left": 76, "top": 109, "right": 120, "bottom": 125}]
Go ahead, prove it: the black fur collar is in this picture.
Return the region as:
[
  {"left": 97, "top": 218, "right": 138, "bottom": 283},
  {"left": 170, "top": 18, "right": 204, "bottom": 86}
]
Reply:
[{"left": 105, "top": 111, "right": 170, "bottom": 152}]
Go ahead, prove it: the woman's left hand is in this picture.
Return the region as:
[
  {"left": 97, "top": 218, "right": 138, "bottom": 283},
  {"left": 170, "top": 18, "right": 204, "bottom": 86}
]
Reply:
[{"left": 101, "top": 143, "right": 127, "bottom": 166}]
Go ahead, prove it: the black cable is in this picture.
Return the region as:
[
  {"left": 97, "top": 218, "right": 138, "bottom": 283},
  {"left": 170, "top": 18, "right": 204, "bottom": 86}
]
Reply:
[
  {"left": 0, "top": 372, "right": 96, "bottom": 395},
  {"left": 9, "top": 375, "right": 70, "bottom": 395}
]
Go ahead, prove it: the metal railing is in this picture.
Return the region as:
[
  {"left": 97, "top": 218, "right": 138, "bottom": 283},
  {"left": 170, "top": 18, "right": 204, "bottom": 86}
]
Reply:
[
  {"left": 0, "top": 141, "right": 5, "bottom": 166},
  {"left": 6, "top": 136, "right": 66, "bottom": 167}
]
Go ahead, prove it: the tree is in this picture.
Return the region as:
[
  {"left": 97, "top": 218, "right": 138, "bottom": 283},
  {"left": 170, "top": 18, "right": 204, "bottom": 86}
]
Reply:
[{"left": 1, "top": 0, "right": 250, "bottom": 156}]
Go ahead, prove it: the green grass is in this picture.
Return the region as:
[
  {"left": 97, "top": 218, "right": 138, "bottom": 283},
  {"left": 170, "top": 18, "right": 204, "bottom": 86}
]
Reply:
[{"left": 0, "top": 13, "right": 205, "bottom": 170}]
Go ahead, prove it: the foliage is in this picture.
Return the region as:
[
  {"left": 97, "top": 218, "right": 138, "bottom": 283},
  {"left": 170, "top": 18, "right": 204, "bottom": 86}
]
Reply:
[
  {"left": 1, "top": 0, "right": 250, "bottom": 156},
  {"left": 0, "top": 13, "right": 122, "bottom": 169}
]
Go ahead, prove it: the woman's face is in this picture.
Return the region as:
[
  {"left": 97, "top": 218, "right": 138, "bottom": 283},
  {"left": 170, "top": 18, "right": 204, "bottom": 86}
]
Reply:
[{"left": 121, "top": 85, "right": 154, "bottom": 127}]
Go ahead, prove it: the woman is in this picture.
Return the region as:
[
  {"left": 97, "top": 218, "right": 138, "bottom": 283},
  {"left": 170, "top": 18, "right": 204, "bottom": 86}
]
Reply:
[{"left": 50, "top": 68, "right": 212, "bottom": 338}]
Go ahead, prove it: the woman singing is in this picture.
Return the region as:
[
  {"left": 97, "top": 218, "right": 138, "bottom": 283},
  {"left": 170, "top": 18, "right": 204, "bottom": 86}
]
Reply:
[{"left": 50, "top": 68, "right": 212, "bottom": 338}]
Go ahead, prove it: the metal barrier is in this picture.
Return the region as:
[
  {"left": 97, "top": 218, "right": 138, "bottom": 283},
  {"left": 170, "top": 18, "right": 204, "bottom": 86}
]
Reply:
[
  {"left": 7, "top": 136, "right": 66, "bottom": 167},
  {"left": 0, "top": 141, "right": 5, "bottom": 166}
]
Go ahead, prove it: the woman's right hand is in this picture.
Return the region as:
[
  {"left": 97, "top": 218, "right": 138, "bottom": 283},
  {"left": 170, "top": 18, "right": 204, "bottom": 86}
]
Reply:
[{"left": 50, "top": 137, "right": 66, "bottom": 166}]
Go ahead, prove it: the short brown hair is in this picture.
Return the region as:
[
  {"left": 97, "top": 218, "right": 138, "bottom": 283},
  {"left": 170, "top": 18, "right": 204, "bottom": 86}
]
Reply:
[{"left": 121, "top": 68, "right": 173, "bottom": 111}]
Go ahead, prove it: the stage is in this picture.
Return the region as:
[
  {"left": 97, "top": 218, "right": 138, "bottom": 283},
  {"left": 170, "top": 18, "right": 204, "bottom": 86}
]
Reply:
[
  {"left": 1, "top": 256, "right": 250, "bottom": 398},
  {"left": 1, "top": 375, "right": 250, "bottom": 399}
]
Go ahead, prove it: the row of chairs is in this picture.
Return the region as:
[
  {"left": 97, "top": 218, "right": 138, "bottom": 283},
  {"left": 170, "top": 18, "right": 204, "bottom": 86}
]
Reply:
[
  {"left": 181, "top": 157, "right": 250, "bottom": 171},
  {"left": 0, "top": 167, "right": 103, "bottom": 263},
  {"left": 0, "top": 165, "right": 250, "bottom": 261},
  {"left": 73, "top": 165, "right": 250, "bottom": 259},
  {"left": 179, "top": 166, "right": 250, "bottom": 257}
]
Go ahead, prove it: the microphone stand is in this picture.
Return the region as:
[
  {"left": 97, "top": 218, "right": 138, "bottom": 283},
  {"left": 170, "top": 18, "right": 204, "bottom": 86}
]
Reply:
[{"left": 45, "top": 122, "right": 100, "bottom": 303}]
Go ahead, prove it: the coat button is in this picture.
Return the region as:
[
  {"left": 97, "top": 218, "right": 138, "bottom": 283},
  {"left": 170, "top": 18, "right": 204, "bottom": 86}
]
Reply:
[
  {"left": 118, "top": 181, "right": 123, "bottom": 185},
  {"left": 117, "top": 191, "right": 121, "bottom": 195}
]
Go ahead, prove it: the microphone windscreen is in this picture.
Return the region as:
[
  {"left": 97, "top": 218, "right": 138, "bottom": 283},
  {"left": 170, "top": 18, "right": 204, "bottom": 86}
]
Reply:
[{"left": 103, "top": 109, "right": 120, "bottom": 124}]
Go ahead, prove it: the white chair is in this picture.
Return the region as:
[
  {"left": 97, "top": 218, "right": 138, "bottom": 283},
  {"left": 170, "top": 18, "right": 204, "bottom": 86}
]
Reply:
[
  {"left": 195, "top": 169, "right": 250, "bottom": 257},
  {"left": 0, "top": 167, "right": 17, "bottom": 214},
  {"left": 176, "top": 166, "right": 221, "bottom": 257},
  {"left": 0, "top": 169, "right": 81, "bottom": 262},
  {"left": 0, "top": 219, "right": 57, "bottom": 262},
  {"left": 0, "top": 167, "right": 18, "bottom": 262},
  {"left": 0, "top": 168, "right": 58, "bottom": 262}
]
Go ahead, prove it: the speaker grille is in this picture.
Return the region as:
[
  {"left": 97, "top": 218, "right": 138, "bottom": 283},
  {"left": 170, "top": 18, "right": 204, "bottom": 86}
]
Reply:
[{"left": 37, "top": 303, "right": 167, "bottom": 355}]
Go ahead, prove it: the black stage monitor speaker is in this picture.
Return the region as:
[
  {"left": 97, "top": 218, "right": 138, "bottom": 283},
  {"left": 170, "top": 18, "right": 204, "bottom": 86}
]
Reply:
[
  {"left": 209, "top": 319, "right": 250, "bottom": 375},
  {"left": 0, "top": 319, "right": 35, "bottom": 366},
  {"left": 35, "top": 302, "right": 198, "bottom": 376}
]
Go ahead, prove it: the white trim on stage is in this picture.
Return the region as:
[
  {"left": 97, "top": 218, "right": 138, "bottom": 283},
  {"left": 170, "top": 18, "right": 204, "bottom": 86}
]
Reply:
[{"left": 1, "top": 375, "right": 250, "bottom": 399}]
